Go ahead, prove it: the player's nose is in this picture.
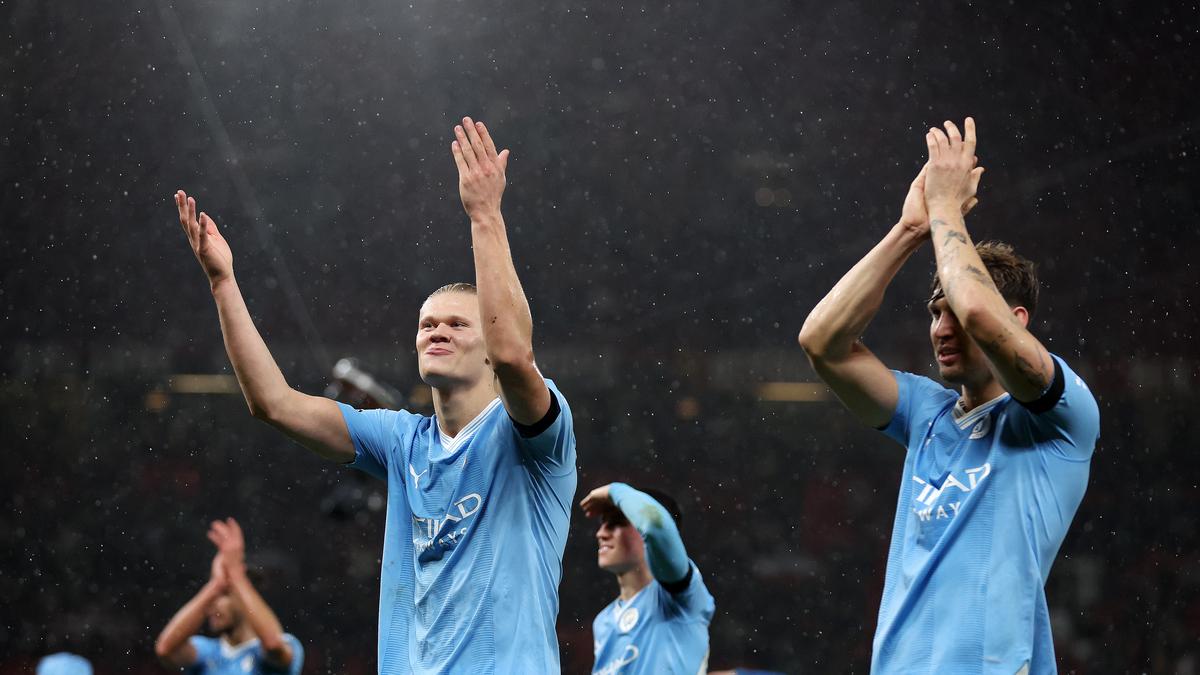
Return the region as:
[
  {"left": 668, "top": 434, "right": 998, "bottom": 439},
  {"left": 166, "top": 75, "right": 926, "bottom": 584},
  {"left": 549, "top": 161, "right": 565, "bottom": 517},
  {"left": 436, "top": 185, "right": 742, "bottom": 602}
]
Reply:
[{"left": 932, "top": 312, "right": 956, "bottom": 337}]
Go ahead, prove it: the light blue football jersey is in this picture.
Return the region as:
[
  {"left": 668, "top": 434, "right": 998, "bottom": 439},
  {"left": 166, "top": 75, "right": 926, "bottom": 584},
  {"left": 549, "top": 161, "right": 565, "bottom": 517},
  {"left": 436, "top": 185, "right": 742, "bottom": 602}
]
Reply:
[
  {"left": 591, "top": 561, "right": 715, "bottom": 675},
  {"left": 184, "top": 634, "right": 303, "bottom": 675},
  {"left": 872, "top": 355, "right": 1099, "bottom": 674},
  {"left": 339, "top": 379, "right": 577, "bottom": 674}
]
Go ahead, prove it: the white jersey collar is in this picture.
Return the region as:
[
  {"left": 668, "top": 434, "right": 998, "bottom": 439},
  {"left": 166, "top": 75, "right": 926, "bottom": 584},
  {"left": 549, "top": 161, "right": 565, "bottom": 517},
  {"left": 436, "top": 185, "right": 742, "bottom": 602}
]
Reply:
[
  {"left": 437, "top": 397, "right": 502, "bottom": 452},
  {"left": 614, "top": 584, "right": 649, "bottom": 613},
  {"left": 218, "top": 636, "right": 261, "bottom": 658},
  {"left": 951, "top": 391, "right": 1009, "bottom": 429}
]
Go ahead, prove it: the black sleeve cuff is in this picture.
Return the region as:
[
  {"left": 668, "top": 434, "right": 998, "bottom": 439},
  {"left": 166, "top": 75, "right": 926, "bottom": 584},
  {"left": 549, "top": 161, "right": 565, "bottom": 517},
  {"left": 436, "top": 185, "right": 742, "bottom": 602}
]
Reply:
[
  {"left": 1018, "top": 357, "right": 1065, "bottom": 414},
  {"left": 660, "top": 563, "right": 694, "bottom": 595},
  {"left": 512, "top": 388, "right": 561, "bottom": 438}
]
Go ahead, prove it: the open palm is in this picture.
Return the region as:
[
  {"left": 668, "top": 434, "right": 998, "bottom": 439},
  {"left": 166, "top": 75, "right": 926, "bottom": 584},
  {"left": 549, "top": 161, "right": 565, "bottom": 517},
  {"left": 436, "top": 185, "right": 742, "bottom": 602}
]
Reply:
[{"left": 175, "top": 190, "right": 233, "bottom": 283}]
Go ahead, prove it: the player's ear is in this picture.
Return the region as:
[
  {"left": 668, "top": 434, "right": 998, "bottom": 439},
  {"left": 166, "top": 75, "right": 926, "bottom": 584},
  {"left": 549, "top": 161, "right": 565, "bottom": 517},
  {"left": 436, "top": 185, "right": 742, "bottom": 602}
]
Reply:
[{"left": 1011, "top": 306, "right": 1030, "bottom": 329}]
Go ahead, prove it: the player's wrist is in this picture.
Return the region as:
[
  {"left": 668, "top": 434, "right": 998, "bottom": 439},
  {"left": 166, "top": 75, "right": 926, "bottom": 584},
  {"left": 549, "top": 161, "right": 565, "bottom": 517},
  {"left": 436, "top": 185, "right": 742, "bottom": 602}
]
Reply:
[
  {"left": 224, "top": 564, "right": 249, "bottom": 583},
  {"left": 892, "top": 220, "right": 930, "bottom": 244},
  {"left": 208, "top": 273, "right": 237, "bottom": 294},
  {"left": 888, "top": 222, "right": 931, "bottom": 255},
  {"left": 926, "top": 199, "right": 965, "bottom": 218},
  {"left": 468, "top": 210, "right": 504, "bottom": 229}
]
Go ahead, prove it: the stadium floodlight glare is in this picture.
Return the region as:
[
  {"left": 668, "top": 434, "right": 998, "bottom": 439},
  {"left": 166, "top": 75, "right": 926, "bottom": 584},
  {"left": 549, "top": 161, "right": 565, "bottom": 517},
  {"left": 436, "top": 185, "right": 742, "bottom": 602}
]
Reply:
[
  {"left": 168, "top": 374, "right": 241, "bottom": 394},
  {"left": 325, "top": 357, "right": 403, "bottom": 410},
  {"left": 756, "top": 381, "right": 830, "bottom": 402}
]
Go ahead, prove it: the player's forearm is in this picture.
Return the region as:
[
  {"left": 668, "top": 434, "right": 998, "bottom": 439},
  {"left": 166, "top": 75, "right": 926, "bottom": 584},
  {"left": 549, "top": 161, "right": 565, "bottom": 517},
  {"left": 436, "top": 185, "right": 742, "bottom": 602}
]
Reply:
[
  {"left": 155, "top": 581, "right": 222, "bottom": 658},
  {"left": 928, "top": 208, "right": 1053, "bottom": 398},
  {"left": 210, "top": 277, "right": 296, "bottom": 421},
  {"left": 610, "top": 484, "right": 690, "bottom": 584},
  {"left": 470, "top": 213, "right": 535, "bottom": 367},
  {"left": 927, "top": 209, "right": 1011, "bottom": 330},
  {"left": 226, "top": 569, "right": 289, "bottom": 656},
  {"left": 799, "top": 223, "right": 925, "bottom": 360}
]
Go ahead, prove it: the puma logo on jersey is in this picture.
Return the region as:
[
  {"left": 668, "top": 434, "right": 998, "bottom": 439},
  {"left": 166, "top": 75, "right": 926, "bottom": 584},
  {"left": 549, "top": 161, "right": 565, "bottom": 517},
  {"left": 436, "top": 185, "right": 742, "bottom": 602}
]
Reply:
[{"left": 409, "top": 464, "right": 429, "bottom": 488}]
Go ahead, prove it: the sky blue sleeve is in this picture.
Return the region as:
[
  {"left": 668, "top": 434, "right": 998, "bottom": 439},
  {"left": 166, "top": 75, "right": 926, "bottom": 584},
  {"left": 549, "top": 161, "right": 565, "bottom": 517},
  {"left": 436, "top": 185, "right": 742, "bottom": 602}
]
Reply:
[
  {"left": 260, "top": 634, "right": 304, "bottom": 675},
  {"left": 609, "top": 482, "right": 690, "bottom": 585},
  {"left": 514, "top": 379, "right": 576, "bottom": 477},
  {"left": 881, "top": 371, "right": 957, "bottom": 449},
  {"left": 285, "top": 635, "right": 304, "bottom": 675},
  {"left": 1019, "top": 355, "right": 1101, "bottom": 461},
  {"left": 183, "top": 636, "right": 217, "bottom": 674},
  {"left": 337, "top": 402, "right": 401, "bottom": 480}
]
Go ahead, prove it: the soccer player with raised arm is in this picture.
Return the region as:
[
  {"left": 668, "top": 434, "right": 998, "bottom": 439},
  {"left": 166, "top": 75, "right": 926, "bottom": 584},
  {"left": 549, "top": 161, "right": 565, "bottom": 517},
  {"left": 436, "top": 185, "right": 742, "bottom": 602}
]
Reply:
[
  {"left": 172, "top": 117, "right": 576, "bottom": 673},
  {"left": 798, "top": 118, "right": 1100, "bottom": 674},
  {"left": 580, "top": 483, "right": 715, "bottom": 675},
  {"left": 155, "top": 518, "right": 303, "bottom": 675}
]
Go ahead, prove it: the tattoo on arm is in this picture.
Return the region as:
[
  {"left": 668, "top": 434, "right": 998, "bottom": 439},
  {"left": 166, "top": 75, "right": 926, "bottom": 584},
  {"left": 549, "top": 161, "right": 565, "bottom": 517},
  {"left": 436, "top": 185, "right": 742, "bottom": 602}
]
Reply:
[
  {"left": 981, "top": 328, "right": 1051, "bottom": 391},
  {"left": 964, "top": 264, "right": 999, "bottom": 291},
  {"left": 979, "top": 328, "right": 1010, "bottom": 354},
  {"left": 1014, "top": 352, "right": 1050, "bottom": 389},
  {"left": 942, "top": 229, "right": 969, "bottom": 246}
]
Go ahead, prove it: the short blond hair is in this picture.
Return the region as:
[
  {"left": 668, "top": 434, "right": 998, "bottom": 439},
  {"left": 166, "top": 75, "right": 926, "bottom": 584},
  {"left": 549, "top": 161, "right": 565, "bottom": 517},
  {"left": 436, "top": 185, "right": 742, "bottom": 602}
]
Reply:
[{"left": 427, "top": 282, "right": 477, "bottom": 300}]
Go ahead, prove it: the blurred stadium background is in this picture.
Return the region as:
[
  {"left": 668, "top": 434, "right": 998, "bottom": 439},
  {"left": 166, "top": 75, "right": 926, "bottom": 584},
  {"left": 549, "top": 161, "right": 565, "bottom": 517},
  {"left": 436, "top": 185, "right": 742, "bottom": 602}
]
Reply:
[{"left": 3, "top": 1, "right": 1198, "bottom": 672}]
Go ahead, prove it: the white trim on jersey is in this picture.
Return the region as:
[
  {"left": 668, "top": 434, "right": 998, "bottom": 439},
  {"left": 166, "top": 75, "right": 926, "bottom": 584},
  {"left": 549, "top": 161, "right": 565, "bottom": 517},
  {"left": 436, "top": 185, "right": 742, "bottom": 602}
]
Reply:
[
  {"left": 612, "top": 585, "right": 648, "bottom": 616},
  {"left": 438, "top": 397, "right": 503, "bottom": 452},
  {"left": 217, "top": 636, "right": 261, "bottom": 659},
  {"left": 951, "top": 392, "right": 1009, "bottom": 430}
]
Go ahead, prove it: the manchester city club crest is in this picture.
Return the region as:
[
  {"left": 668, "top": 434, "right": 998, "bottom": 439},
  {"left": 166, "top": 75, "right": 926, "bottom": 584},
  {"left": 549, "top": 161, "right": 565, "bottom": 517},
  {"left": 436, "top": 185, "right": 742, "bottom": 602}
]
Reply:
[
  {"left": 618, "top": 606, "right": 640, "bottom": 633},
  {"left": 969, "top": 415, "right": 992, "bottom": 440}
]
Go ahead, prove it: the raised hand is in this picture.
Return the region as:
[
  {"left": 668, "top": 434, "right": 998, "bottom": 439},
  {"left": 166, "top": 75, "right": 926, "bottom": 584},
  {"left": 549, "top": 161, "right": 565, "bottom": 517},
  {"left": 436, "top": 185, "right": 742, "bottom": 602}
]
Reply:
[
  {"left": 206, "top": 517, "right": 246, "bottom": 574},
  {"left": 900, "top": 161, "right": 983, "bottom": 240},
  {"left": 898, "top": 164, "right": 933, "bottom": 239},
  {"left": 579, "top": 485, "right": 615, "bottom": 518},
  {"left": 450, "top": 117, "right": 510, "bottom": 222},
  {"left": 174, "top": 190, "right": 233, "bottom": 284},
  {"left": 923, "top": 118, "right": 985, "bottom": 213},
  {"left": 209, "top": 550, "right": 229, "bottom": 590}
]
